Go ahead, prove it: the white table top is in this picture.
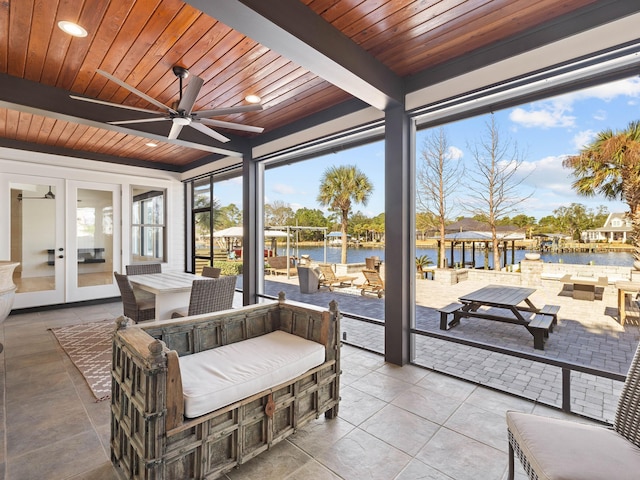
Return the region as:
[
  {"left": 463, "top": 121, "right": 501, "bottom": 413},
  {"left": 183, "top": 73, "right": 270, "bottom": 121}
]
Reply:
[{"left": 128, "top": 272, "right": 198, "bottom": 294}]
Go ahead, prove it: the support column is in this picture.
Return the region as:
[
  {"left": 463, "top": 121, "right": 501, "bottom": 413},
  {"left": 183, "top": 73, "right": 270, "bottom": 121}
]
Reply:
[
  {"left": 384, "top": 104, "right": 414, "bottom": 366},
  {"left": 242, "top": 146, "right": 263, "bottom": 306}
]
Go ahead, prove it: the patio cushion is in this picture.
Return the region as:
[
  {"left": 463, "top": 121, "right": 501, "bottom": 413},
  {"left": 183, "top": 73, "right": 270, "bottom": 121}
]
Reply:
[
  {"left": 179, "top": 330, "right": 325, "bottom": 418},
  {"left": 506, "top": 411, "right": 640, "bottom": 480}
]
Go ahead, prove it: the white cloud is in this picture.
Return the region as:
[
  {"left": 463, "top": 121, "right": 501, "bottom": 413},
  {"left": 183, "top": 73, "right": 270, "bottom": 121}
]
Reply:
[
  {"left": 272, "top": 183, "right": 296, "bottom": 195},
  {"left": 509, "top": 77, "right": 640, "bottom": 130},
  {"left": 509, "top": 101, "right": 575, "bottom": 128},
  {"left": 568, "top": 77, "right": 640, "bottom": 102},
  {"left": 447, "top": 146, "right": 464, "bottom": 160},
  {"left": 593, "top": 110, "right": 607, "bottom": 121},
  {"left": 572, "top": 130, "right": 596, "bottom": 150},
  {"left": 519, "top": 155, "right": 572, "bottom": 194}
]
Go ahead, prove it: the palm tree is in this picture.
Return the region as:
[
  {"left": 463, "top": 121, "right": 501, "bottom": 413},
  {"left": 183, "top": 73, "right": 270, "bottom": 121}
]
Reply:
[
  {"left": 317, "top": 165, "right": 373, "bottom": 264},
  {"left": 563, "top": 120, "right": 640, "bottom": 266}
]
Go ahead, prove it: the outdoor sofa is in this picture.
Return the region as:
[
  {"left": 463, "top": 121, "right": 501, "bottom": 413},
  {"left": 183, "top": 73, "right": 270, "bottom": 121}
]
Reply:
[{"left": 110, "top": 293, "right": 341, "bottom": 479}]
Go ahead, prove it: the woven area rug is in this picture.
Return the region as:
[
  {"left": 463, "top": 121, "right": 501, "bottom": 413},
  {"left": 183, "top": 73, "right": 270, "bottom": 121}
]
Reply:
[{"left": 50, "top": 319, "right": 114, "bottom": 401}]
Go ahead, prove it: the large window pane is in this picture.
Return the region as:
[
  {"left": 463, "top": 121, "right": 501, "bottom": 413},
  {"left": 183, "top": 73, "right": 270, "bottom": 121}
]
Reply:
[{"left": 131, "top": 187, "right": 165, "bottom": 263}]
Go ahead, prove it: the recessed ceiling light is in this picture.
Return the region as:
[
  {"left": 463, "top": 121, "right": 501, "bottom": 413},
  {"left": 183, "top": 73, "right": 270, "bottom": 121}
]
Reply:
[
  {"left": 245, "top": 94, "right": 261, "bottom": 104},
  {"left": 145, "top": 142, "right": 158, "bottom": 147},
  {"left": 58, "top": 21, "right": 88, "bottom": 38}
]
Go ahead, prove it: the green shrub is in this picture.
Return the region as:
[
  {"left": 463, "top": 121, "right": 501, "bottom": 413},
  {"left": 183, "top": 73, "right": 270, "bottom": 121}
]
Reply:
[{"left": 214, "top": 261, "right": 243, "bottom": 276}]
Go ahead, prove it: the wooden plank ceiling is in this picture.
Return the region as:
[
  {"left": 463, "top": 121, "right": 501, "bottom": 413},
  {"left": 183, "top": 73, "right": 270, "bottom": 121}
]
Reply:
[{"left": 0, "top": 0, "right": 603, "bottom": 170}]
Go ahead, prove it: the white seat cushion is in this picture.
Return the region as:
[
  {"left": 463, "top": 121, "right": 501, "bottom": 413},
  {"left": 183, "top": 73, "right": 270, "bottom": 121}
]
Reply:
[
  {"left": 179, "top": 330, "right": 326, "bottom": 418},
  {"left": 507, "top": 411, "right": 640, "bottom": 480}
]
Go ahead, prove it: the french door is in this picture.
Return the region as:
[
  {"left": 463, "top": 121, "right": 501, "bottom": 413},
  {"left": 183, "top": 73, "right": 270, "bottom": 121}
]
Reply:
[{"left": 4, "top": 175, "right": 120, "bottom": 308}]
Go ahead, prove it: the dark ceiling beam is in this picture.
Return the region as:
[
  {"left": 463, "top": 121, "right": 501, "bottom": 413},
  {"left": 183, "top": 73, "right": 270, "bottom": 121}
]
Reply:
[
  {"left": 0, "top": 73, "right": 246, "bottom": 157},
  {"left": 184, "top": 0, "right": 403, "bottom": 110},
  {"left": 0, "top": 137, "right": 182, "bottom": 172},
  {"left": 406, "top": 0, "right": 640, "bottom": 92}
]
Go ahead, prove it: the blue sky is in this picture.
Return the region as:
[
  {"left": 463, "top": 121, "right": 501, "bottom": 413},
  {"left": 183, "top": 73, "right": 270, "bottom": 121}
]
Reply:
[{"left": 215, "top": 76, "right": 640, "bottom": 222}]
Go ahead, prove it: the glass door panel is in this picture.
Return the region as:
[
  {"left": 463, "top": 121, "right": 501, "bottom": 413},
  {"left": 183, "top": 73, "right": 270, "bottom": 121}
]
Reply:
[
  {"left": 6, "top": 177, "right": 65, "bottom": 308},
  {"left": 67, "top": 182, "right": 120, "bottom": 302}
]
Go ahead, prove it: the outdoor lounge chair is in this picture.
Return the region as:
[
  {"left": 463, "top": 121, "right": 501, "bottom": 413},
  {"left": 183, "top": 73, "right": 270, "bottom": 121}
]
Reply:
[
  {"left": 317, "top": 264, "right": 356, "bottom": 291},
  {"left": 114, "top": 272, "right": 155, "bottom": 322},
  {"left": 361, "top": 269, "right": 384, "bottom": 298},
  {"left": 506, "top": 340, "right": 640, "bottom": 479},
  {"left": 171, "top": 276, "right": 237, "bottom": 318}
]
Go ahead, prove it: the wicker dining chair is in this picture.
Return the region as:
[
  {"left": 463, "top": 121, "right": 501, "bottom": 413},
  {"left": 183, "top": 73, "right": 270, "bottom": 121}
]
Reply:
[
  {"left": 171, "top": 275, "right": 237, "bottom": 318},
  {"left": 114, "top": 272, "right": 156, "bottom": 322},
  {"left": 201, "top": 266, "right": 221, "bottom": 278},
  {"left": 125, "top": 263, "right": 162, "bottom": 275},
  {"left": 506, "top": 341, "right": 640, "bottom": 479},
  {"left": 125, "top": 263, "right": 161, "bottom": 303}
]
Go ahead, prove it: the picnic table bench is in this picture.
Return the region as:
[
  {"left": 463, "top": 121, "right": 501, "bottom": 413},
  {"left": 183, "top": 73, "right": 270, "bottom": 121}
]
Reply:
[{"left": 437, "top": 285, "right": 560, "bottom": 350}]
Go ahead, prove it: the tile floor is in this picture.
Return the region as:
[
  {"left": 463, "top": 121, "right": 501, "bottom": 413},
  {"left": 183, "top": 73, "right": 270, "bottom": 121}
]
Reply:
[{"left": 1, "top": 301, "right": 598, "bottom": 480}]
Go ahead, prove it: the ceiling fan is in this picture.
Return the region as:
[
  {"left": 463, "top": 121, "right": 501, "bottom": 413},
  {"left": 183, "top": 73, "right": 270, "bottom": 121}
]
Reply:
[{"left": 70, "top": 66, "right": 264, "bottom": 143}]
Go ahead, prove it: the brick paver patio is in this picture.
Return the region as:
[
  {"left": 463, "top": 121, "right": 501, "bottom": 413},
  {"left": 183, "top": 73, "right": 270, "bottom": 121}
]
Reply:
[{"left": 257, "top": 274, "right": 640, "bottom": 423}]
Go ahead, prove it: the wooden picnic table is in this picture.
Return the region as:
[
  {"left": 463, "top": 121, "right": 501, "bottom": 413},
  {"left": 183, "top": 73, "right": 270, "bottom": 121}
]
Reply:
[
  {"left": 615, "top": 281, "right": 640, "bottom": 326},
  {"left": 439, "top": 285, "right": 558, "bottom": 350}
]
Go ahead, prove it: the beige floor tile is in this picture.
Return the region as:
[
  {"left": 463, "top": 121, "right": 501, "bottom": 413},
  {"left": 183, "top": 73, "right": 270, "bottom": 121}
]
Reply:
[
  {"left": 225, "top": 441, "right": 312, "bottom": 480},
  {"left": 7, "top": 430, "right": 108, "bottom": 480},
  {"left": 338, "top": 385, "right": 388, "bottom": 426},
  {"left": 417, "top": 370, "right": 477, "bottom": 401},
  {"left": 315, "top": 428, "right": 411, "bottom": 480},
  {"left": 395, "top": 458, "right": 454, "bottom": 479},
  {"left": 443, "top": 402, "right": 509, "bottom": 452},
  {"left": 391, "top": 385, "right": 463, "bottom": 425},
  {"left": 361, "top": 404, "right": 439, "bottom": 456},
  {"left": 350, "top": 370, "right": 414, "bottom": 402},
  {"left": 416, "top": 427, "right": 507, "bottom": 480}
]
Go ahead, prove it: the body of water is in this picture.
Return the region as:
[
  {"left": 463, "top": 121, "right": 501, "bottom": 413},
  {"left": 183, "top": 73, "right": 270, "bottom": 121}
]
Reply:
[{"left": 284, "top": 245, "right": 634, "bottom": 268}]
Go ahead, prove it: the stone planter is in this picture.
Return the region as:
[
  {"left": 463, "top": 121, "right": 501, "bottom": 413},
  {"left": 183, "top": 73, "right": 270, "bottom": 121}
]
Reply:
[{"left": 0, "top": 261, "right": 20, "bottom": 353}]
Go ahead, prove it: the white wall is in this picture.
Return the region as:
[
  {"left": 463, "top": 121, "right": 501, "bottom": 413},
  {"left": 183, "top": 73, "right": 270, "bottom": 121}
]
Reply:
[{"left": 0, "top": 147, "right": 185, "bottom": 275}]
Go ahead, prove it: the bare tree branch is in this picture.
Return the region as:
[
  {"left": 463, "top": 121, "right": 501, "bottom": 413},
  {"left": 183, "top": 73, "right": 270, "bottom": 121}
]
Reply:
[
  {"left": 416, "top": 127, "right": 463, "bottom": 268},
  {"left": 462, "top": 116, "right": 533, "bottom": 269}
]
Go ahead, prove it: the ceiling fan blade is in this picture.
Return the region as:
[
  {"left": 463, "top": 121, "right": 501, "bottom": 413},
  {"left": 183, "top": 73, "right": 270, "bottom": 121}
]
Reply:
[
  {"left": 194, "top": 104, "right": 263, "bottom": 118},
  {"left": 108, "top": 117, "right": 168, "bottom": 125},
  {"left": 178, "top": 75, "right": 204, "bottom": 114},
  {"left": 199, "top": 118, "right": 264, "bottom": 133},
  {"left": 168, "top": 123, "right": 184, "bottom": 140},
  {"left": 189, "top": 121, "right": 230, "bottom": 143},
  {"left": 69, "top": 95, "right": 163, "bottom": 115},
  {"left": 96, "top": 69, "right": 178, "bottom": 114}
]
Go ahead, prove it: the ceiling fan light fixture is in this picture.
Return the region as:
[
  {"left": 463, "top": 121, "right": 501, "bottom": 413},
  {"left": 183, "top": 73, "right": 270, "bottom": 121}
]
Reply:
[
  {"left": 244, "top": 94, "right": 261, "bottom": 104},
  {"left": 58, "top": 21, "right": 88, "bottom": 37}
]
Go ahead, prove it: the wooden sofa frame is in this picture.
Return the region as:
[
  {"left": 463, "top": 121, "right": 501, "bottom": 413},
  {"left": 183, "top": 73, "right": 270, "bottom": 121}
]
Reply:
[{"left": 111, "top": 292, "right": 341, "bottom": 480}]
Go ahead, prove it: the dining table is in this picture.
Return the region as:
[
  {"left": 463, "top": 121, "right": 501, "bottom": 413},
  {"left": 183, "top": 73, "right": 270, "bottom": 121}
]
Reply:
[{"left": 128, "top": 271, "right": 197, "bottom": 320}]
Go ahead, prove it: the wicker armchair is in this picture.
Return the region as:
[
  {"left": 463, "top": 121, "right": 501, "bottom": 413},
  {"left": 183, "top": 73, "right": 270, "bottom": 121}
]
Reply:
[
  {"left": 201, "top": 266, "right": 221, "bottom": 278},
  {"left": 171, "top": 275, "right": 237, "bottom": 318},
  {"left": 125, "top": 263, "right": 161, "bottom": 275},
  {"left": 506, "top": 342, "right": 640, "bottom": 479},
  {"left": 114, "top": 272, "right": 155, "bottom": 322}
]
